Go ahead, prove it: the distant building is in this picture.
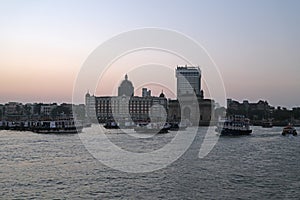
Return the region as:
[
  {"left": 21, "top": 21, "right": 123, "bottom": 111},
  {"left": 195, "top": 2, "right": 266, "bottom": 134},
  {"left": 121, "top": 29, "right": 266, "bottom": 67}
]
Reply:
[
  {"left": 142, "top": 88, "right": 151, "bottom": 97},
  {"left": 227, "top": 99, "right": 273, "bottom": 122},
  {"left": 93, "top": 92, "right": 167, "bottom": 123},
  {"left": 170, "top": 66, "right": 214, "bottom": 125},
  {"left": 85, "top": 92, "right": 96, "bottom": 121},
  {"left": 40, "top": 104, "right": 56, "bottom": 116},
  {"left": 167, "top": 97, "right": 215, "bottom": 126},
  {"left": 176, "top": 65, "right": 203, "bottom": 98},
  {"left": 118, "top": 74, "right": 134, "bottom": 97},
  {"left": 85, "top": 75, "right": 168, "bottom": 122},
  {"left": 4, "top": 102, "right": 23, "bottom": 116},
  {"left": 85, "top": 67, "right": 215, "bottom": 126},
  {"left": 0, "top": 104, "right": 4, "bottom": 120}
]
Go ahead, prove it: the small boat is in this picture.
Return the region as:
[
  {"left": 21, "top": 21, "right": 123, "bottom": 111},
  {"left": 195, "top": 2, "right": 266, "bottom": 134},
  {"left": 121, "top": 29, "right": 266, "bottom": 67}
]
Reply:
[
  {"left": 216, "top": 115, "right": 252, "bottom": 136},
  {"left": 118, "top": 121, "right": 136, "bottom": 129},
  {"left": 31, "top": 119, "right": 83, "bottom": 134},
  {"left": 134, "top": 122, "right": 169, "bottom": 134},
  {"left": 169, "top": 122, "right": 187, "bottom": 131},
  {"left": 103, "top": 121, "right": 119, "bottom": 129},
  {"left": 282, "top": 124, "right": 297, "bottom": 136}
]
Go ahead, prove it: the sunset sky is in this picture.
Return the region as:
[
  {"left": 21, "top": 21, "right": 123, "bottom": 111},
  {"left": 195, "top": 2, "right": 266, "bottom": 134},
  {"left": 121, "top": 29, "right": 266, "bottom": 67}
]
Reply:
[{"left": 0, "top": 0, "right": 300, "bottom": 107}]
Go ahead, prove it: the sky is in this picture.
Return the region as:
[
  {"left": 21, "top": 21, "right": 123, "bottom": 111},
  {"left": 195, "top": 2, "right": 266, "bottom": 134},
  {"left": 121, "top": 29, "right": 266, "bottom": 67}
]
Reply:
[{"left": 0, "top": 0, "right": 300, "bottom": 108}]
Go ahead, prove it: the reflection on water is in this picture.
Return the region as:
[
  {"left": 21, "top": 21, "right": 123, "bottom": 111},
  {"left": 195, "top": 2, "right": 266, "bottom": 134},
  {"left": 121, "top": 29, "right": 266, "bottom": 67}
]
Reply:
[{"left": 0, "top": 126, "right": 299, "bottom": 199}]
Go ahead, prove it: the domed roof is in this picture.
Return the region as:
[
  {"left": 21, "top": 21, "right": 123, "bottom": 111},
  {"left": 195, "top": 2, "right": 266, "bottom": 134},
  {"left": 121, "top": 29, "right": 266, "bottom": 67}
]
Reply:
[
  {"left": 159, "top": 90, "right": 165, "bottom": 98},
  {"left": 120, "top": 74, "right": 133, "bottom": 88},
  {"left": 118, "top": 74, "right": 134, "bottom": 96},
  {"left": 85, "top": 91, "right": 90, "bottom": 97}
]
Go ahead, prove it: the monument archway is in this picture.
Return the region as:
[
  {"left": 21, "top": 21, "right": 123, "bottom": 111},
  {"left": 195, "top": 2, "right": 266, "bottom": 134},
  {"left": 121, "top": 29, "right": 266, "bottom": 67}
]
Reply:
[{"left": 183, "top": 106, "right": 191, "bottom": 120}]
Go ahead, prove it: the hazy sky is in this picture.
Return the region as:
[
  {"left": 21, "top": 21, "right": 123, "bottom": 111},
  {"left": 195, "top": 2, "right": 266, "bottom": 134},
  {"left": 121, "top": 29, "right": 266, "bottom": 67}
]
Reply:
[{"left": 0, "top": 0, "right": 299, "bottom": 107}]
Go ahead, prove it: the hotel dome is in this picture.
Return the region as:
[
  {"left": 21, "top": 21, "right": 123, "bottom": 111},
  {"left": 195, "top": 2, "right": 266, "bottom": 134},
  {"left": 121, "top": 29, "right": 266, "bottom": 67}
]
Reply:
[{"left": 118, "top": 74, "right": 134, "bottom": 97}]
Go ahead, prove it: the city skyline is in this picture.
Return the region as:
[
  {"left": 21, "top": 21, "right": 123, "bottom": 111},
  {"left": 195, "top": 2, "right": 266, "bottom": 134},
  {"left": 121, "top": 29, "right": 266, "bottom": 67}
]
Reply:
[{"left": 0, "top": 0, "right": 300, "bottom": 108}]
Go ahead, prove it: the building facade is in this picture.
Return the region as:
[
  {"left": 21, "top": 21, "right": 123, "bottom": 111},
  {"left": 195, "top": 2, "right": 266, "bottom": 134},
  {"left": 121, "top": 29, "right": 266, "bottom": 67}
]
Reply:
[
  {"left": 86, "top": 75, "right": 168, "bottom": 123},
  {"left": 85, "top": 92, "right": 97, "bottom": 121},
  {"left": 85, "top": 68, "right": 215, "bottom": 126},
  {"left": 176, "top": 65, "right": 203, "bottom": 98},
  {"left": 92, "top": 94, "right": 167, "bottom": 123},
  {"left": 171, "top": 66, "right": 214, "bottom": 125}
]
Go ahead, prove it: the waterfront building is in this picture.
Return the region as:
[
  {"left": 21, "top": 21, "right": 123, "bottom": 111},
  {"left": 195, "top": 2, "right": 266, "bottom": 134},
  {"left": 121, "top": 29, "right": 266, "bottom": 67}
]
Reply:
[
  {"left": 0, "top": 104, "right": 4, "bottom": 120},
  {"left": 88, "top": 91, "right": 167, "bottom": 123},
  {"left": 85, "top": 92, "right": 97, "bottom": 121},
  {"left": 176, "top": 65, "right": 203, "bottom": 98},
  {"left": 86, "top": 75, "right": 167, "bottom": 123},
  {"left": 40, "top": 104, "right": 56, "bottom": 116},
  {"left": 4, "top": 102, "right": 23, "bottom": 116},
  {"left": 86, "top": 68, "right": 215, "bottom": 125},
  {"left": 226, "top": 99, "right": 275, "bottom": 124},
  {"left": 170, "top": 66, "right": 214, "bottom": 125},
  {"left": 167, "top": 97, "right": 215, "bottom": 126}
]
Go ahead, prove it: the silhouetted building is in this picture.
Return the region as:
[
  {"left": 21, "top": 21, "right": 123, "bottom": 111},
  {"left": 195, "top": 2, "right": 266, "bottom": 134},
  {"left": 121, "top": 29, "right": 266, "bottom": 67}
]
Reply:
[
  {"left": 85, "top": 92, "right": 96, "bottom": 121},
  {"left": 227, "top": 99, "right": 274, "bottom": 123},
  {"left": 85, "top": 67, "right": 215, "bottom": 126},
  {"left": 142, "top": 88, "right": 151, "bottom": 97},
  {"left": 163, "top": 66, "right": 214, "bottom": 126},
  {"left": 86, "top": 78, "right": 167, "bottom": 122},
  {"left": 118, "top": 74, "right": 134, "bottom": 97},
  {"left": 176, "top": 65, "right": 203, "bottom": 98},
  {"left": 92, "top": 93, "right": 167, "bottom": 123}
]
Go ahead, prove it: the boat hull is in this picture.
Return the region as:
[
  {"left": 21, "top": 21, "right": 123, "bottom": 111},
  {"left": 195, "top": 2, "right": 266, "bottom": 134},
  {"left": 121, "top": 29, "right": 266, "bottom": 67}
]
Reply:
[
  {"left": 219, "top": 128, "right": 252, "bottom": 136},
  {"left": 32, "top": 127, "right": 82, "bottom": 134},
  {"left": 103, "top": 125, "right": 119, "bottom": 129},
  {"left": 134, "top": 127, "right": 169, "bottom": 134},
  {"left": 282, "top": 129, "right": 297, "bottom": 136}
]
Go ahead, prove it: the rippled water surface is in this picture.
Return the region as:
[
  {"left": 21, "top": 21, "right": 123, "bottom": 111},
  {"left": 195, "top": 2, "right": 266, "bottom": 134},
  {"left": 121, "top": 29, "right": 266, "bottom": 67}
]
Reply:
[{"left": 1, "top": 126, "right": 300, "bottom": 199}]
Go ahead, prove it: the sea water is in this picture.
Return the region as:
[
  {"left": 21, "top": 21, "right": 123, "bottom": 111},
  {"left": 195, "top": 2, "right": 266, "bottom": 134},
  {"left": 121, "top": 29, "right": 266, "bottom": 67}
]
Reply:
[{"left": 0, "top": 126, "right": 299, "bottom": 199}]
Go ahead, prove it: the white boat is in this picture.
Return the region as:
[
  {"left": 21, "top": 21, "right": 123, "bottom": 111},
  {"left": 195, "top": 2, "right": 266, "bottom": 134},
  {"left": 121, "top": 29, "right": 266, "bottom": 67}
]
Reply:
[
  {"left": 31, "top": 119, "right": 83, "bottom": 134},
  {"left": 216, "top": 115, "right": 252, "bottom": 136}
]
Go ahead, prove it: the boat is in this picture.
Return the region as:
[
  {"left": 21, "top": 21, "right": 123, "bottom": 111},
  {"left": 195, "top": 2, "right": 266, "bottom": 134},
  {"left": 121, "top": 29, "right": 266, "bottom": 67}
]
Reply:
[
  {"left": 118, "top": 121, "right": 136, "bottom": 129},
  {"left": 31, "top": 119, "right": 83, "bottom": 134},
  {"left": 103, "top": 121, "right": 119, "bottom": 129},
  {"left": 134, "top": 122, "right": 169, "bottom": 134},
  {"left": 216, "top": 115, "right": 252, "bottom": 136},
  {"left": 169, "top": 122, "right": 187, "bottom": 131},
  {"left": 282, "top": 124, "right": 297, "bottom": 136}
]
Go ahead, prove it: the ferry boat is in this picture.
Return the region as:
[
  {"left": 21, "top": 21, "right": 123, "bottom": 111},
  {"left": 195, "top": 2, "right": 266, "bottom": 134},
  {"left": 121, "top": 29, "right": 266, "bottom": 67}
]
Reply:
[
  {"left": 31, "top": 119, "right": 83, "bottom": 134},
  {"left": 216, "top": 115, "right": 252, "bottom": 136},
  {"left": 282, "top": 124, "right": 297, "bottom": 136}
]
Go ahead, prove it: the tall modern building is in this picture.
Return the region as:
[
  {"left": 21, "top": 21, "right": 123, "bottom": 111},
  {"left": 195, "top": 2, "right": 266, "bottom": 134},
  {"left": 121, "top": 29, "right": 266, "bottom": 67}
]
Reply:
[{"left": 176, "top": 65, "right": 203, "bottom": 98}]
